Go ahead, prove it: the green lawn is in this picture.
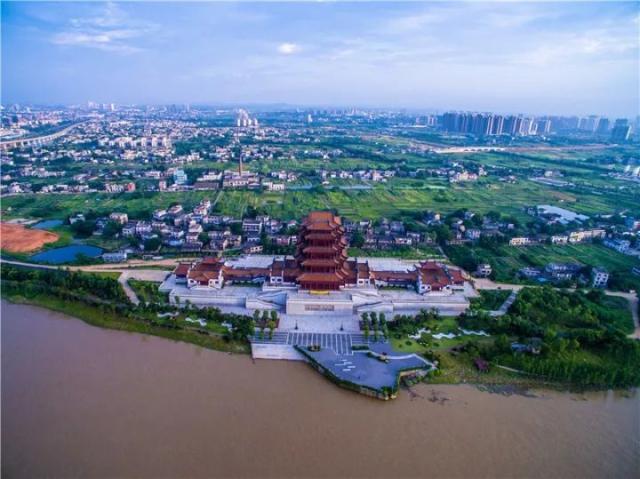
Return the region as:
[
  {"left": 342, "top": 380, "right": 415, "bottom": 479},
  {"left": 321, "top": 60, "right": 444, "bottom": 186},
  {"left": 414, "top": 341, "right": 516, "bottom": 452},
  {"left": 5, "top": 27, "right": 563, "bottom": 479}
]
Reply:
[{"left": 128, "top": 279, "right": 169, "bottom": 304}]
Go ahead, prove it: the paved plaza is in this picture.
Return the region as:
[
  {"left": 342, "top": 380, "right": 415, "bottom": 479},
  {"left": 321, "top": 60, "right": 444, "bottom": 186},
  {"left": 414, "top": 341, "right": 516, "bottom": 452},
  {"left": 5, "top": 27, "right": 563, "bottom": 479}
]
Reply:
[{"left": 250, "top": 331, "right": 380, "bottom": 355}]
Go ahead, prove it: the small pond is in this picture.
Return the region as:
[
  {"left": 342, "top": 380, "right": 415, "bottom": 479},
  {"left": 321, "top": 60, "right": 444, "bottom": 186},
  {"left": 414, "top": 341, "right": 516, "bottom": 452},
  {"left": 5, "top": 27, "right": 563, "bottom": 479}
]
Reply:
[
  {"left": 32, "top": 220, "right": 63, "bottom": 230},
  {"left": 30, "top": 245, "right": 103, "bottom": 264}
]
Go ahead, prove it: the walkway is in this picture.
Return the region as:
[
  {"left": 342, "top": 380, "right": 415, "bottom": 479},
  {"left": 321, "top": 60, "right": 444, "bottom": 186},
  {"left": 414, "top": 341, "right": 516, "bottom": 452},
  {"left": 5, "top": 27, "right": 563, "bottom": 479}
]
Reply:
[
  {"left": 489, "top": 290, "right": 518, "bottom": 317},
  {"left": 605, "top": 291, "right": 640, "bottom": 339},
  {"left": 118, "top": 271, "right": 140, "bottom": 306}
]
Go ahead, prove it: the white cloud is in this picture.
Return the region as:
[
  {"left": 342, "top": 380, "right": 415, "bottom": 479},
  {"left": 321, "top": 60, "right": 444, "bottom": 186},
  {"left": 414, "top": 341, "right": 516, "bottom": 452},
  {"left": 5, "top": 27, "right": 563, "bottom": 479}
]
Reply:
[
  {"left": 277, "top": 42, "right": 301, "bottom": 55},
  {"left": 51, "top": 2, "right": 156, "bottom": 54},
  {"left": 517, "top": 29, "right": 639, "bottom": 67}
]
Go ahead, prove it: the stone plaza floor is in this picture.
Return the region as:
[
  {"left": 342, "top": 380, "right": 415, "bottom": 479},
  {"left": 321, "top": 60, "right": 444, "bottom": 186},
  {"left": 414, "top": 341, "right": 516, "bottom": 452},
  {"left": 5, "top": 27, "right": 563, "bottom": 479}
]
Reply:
[{"left": 250, "top": 331, "right": 374, "bottom": 355}]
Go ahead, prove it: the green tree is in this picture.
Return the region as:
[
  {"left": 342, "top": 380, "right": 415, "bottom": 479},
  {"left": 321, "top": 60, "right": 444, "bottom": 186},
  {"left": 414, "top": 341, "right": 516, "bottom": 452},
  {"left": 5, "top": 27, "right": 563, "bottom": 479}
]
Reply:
[
  {"left": 102, "top": 221, "right": 123, "bottom": 239},
  {"left": 144, "top": 237, "right": 161, "bottom": 251},
  {"left": 70, "top": 220, "right": 97, "bottom": 238},
  {"left": 267, "top": 320, "right": 276, "bottom": 340},
  {"left": 351, "top": 230, "right": 365, "bottom": 248}
]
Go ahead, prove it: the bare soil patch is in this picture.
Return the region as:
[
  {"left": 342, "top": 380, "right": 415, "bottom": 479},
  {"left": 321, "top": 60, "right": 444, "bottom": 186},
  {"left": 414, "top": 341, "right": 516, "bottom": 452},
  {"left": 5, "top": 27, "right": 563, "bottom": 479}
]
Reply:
[{"left": 0, "top": 223, "right": 59, "bottom": 253}]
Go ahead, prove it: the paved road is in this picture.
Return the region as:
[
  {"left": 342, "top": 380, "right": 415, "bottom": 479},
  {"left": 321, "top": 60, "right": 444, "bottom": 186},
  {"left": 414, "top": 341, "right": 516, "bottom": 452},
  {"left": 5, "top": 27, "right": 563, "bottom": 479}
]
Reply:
[
  {"left": 473, "top": 278, "right": 526, "bottom": 291},
  {"left": 1, "top": 259, "right": 170, "bottom": 279}
]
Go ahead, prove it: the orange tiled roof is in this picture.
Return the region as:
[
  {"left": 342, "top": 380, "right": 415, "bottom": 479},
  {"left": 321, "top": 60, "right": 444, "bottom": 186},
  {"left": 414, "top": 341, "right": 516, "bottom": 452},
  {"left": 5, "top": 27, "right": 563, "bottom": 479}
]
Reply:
[
  {"left": 298, "top": 272, "right": 345, "bottom": 283},
  {"left": 174, "top": 263, "right": 191, "bottom": 277}
]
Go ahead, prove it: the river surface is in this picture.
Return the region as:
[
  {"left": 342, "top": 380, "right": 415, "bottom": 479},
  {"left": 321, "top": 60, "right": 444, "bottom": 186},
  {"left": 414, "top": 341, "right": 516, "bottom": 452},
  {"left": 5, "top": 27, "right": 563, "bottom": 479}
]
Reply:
[{"left": 2, "top": 301, "right": 639, "bottom": 478}]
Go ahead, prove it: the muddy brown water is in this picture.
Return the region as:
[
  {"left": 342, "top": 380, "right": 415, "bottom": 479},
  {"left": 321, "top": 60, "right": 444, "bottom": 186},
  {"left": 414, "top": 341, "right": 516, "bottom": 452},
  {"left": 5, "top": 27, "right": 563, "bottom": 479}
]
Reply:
[{"left": 2, "top": 301, "right": 639, "bottom": 478}]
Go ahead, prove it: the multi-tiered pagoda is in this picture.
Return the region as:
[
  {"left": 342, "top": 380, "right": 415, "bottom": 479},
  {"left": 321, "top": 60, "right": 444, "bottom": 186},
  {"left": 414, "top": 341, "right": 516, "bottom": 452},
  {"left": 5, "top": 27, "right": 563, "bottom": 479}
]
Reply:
[{"left": 295, "top": 211, "right": 353, "bottom": 290}]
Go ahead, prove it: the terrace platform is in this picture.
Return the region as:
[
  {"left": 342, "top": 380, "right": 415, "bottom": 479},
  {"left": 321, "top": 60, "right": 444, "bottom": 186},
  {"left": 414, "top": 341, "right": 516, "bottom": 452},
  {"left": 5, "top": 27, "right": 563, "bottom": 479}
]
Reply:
[{"left": 249, "top": 332, "right": 432, "bottom": 399}]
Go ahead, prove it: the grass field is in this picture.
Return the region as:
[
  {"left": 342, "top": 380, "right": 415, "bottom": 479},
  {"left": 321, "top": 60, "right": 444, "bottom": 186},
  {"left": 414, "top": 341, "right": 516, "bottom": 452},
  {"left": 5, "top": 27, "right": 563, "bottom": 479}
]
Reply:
[{"left": 128, "top": 279, "right": 169, "bottom": 304}]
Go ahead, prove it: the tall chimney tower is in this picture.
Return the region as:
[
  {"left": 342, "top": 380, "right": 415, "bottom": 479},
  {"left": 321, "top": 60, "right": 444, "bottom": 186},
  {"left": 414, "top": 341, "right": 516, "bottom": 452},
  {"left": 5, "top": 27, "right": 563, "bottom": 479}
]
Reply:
[{"left": 238, "top": 154, "right": 243, "bottom": 176}]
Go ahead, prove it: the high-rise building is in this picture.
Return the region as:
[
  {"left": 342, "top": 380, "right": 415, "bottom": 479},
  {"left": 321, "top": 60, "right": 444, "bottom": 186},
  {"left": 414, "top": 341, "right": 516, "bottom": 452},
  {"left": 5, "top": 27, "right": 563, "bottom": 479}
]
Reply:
[
  {"left": 503, "top": 116, "right": 516, "bottom": 135},
  {"left": 596, "top": 118, "right": 610, "bottom": 134},
  {"left": 236, "top": 109, "right": 259, "bottom": 127},
  {"left": 579, "top": 115, "right": 599, "bottom": 132},
  {"left": 536, "top": 119, "right": 551, "bottom": 135},
  {"left": 491, "top": 115, "right": 504, "bottom": 135},
  {"left": 441, "top": 112, "right": 537, "bottom": 136},
  {"left": 442, "top": 112, "right": 462, "bottom": 132},
  {"left": 611, "top": 119, "right": 632, "bottom": 142},
  {"left": 520, "top": 118, "right": 534, "bottom": 136}
]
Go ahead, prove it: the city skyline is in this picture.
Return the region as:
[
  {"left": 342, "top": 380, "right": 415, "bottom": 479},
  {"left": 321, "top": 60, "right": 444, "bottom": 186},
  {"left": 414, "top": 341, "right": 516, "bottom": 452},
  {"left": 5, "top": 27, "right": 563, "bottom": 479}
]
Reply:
[{"left": 2, "top": 1, "right": 639, "bottom": 117}]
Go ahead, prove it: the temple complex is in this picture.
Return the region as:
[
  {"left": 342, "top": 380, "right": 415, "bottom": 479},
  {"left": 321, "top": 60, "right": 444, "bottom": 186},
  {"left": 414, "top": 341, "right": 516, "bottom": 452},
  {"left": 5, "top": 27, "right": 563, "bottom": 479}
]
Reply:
[{"left": 162, "top": 211, "right": 471, "bottom": 320}]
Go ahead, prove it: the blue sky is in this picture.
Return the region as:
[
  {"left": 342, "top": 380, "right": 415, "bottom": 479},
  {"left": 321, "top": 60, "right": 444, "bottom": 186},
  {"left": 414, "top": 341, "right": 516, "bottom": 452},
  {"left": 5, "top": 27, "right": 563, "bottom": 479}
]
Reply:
[{"left": 2, "top": 1, "right": 639, "bottom": 116}]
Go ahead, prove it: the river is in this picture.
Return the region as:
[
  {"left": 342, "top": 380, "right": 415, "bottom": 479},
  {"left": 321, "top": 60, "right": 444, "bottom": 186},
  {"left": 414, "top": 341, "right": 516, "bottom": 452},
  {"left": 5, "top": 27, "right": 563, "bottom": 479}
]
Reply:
[{"left": 2, "top": 301, "right": 639, "bottom": 478}]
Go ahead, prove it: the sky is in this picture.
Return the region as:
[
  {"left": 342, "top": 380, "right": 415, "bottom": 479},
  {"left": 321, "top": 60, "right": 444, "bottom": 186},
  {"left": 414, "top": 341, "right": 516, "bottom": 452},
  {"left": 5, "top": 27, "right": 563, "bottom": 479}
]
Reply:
[{"left": 2, "top": 1, "right": 639, "bottom": 117}]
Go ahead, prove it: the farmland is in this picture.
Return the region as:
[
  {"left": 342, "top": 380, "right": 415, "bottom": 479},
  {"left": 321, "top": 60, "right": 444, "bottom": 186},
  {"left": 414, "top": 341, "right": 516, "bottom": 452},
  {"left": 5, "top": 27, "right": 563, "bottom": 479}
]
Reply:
[
  {"left": 4, "top": 167, "right": 638, "bottom": 223},
  {"left": 446, "top": 242, "right": 640, "bottom": 290}
]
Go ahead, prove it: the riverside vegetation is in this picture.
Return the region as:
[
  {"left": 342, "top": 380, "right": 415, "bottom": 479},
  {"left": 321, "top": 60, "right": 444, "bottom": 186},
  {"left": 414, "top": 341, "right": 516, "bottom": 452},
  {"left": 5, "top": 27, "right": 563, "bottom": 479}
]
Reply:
[
  {"left": 459, "top": 287, "right": 639, "bottom": 388},
  {"left": 388, "top": 287, "right": 639, "bottom": 389},
  {"left": 1, "top": 266, "right": 254, "bottom": 353}
]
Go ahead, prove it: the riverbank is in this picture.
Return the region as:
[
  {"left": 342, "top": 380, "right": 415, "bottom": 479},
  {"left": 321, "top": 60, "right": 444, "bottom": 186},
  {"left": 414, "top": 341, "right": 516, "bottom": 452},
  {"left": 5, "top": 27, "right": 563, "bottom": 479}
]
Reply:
[
  {"left": 1, "top": 291, "right": 627, "bottom": 395},
  {"left": 1, "top": 292, "right": 249, "bottom": 355},
  {"left": 2, "top": 300, "right": 638, "bottom": 479},
  {"left": 2, "top": 263, "right": 638, "bottom": 392}
]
